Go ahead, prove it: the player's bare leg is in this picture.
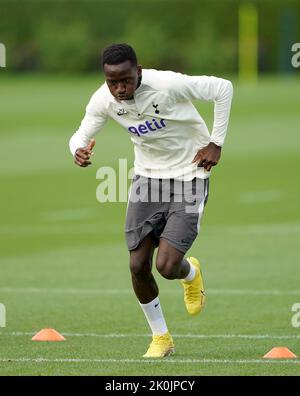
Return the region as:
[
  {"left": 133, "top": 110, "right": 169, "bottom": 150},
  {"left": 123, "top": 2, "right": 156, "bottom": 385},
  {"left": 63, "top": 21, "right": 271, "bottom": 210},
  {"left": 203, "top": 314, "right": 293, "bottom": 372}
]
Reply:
[
  {"left": 156, "top": 238, "right": 205, "bottom": 315},
  {"left": 129, "top": 234, "right": 157, "bottom": 304},
  {"left": 156, "top": 238, "right": 188, "bottom": 279},
  {"left": 130, "top": 235, "right": 174, "bottom": 358}
]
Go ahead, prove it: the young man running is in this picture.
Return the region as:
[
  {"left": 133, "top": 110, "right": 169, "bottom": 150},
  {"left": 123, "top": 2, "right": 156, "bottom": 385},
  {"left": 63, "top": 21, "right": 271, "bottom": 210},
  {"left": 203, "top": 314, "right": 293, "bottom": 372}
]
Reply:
[{"left": 69, "top": 43, "right": 233, "bottom": 358}]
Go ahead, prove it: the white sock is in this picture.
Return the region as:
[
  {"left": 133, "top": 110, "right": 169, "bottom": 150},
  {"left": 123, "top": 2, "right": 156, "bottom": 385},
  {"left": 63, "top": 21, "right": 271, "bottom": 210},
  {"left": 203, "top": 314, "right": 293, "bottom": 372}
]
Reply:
[
  {"left": 139, "top": 297, "right": 168, "bottom": 336},
  {"left": 184, "top": 261, "right": 196, "bottom": 282}
]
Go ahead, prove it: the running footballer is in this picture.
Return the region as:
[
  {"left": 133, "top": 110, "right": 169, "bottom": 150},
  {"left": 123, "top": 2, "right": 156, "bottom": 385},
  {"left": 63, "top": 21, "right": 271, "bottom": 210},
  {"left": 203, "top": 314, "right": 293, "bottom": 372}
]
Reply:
[{"left": 69, "top": 43, "right": 233, "bottom": 358}]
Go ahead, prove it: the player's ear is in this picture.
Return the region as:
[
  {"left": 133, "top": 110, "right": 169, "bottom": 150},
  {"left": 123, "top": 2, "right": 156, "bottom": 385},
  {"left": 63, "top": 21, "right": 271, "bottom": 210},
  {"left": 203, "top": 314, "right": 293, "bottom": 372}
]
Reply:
[{"left": 137, "top": 65, "right": 142, "bottom": 77}]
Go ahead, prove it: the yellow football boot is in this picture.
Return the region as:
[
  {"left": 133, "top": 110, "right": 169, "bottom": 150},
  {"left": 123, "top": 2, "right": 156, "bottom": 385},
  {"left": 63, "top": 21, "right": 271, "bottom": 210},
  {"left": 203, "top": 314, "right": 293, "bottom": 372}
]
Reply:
[
  {"left": 181, "top": 257, "right": 205, "bottom": 315},
  {"left": 143, "top": 332, "right": 175, "bottom": 358}
]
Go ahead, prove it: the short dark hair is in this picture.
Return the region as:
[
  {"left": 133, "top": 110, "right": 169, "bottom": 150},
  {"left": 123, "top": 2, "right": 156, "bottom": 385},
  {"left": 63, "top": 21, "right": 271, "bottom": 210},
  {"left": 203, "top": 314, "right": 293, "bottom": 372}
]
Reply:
[{"left": 102, "top": 43, "right": 137, "bottom": 68}]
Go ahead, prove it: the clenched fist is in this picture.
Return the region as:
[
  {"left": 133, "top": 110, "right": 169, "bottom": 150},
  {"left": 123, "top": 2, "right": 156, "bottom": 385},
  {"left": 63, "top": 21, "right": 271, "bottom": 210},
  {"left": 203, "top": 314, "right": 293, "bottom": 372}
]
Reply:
[
  {"left": 74, "top": 139, "right": 96, "bottom": 167},
  {"left": 192, "top": 142, "right": 221, "bottom": 172}
]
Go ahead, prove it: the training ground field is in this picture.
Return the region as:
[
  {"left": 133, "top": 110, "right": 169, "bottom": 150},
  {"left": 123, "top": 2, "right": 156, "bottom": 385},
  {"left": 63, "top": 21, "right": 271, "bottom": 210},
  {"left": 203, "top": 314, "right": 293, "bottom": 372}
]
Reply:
[{"left": 0, "top": 74, "right": 300, "bottom": 376}]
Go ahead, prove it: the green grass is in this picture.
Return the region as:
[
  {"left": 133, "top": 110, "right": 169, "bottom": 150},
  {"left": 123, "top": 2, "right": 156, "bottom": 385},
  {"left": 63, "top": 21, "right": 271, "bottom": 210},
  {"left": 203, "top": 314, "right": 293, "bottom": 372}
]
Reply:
[{"left": 0, "top": 73, "right": 300, "bottom": 376}]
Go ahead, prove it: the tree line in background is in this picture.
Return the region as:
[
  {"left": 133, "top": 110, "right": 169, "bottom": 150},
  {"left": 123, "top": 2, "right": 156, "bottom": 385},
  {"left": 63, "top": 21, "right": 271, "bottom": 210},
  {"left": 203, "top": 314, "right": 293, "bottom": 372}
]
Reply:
[{"left": 0, "top": 0, "right": 299, "bottom": 74}]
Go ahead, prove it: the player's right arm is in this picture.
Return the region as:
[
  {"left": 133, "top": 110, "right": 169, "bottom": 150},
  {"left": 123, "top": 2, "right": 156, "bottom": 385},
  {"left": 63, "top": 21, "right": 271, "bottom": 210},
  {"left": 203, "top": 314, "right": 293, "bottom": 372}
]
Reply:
[
  {"left": 74, "top": 138, "right": 96, "bottom": 168},
  {"left": 69, "top": 87, "right": 108, "bottom": 168}
]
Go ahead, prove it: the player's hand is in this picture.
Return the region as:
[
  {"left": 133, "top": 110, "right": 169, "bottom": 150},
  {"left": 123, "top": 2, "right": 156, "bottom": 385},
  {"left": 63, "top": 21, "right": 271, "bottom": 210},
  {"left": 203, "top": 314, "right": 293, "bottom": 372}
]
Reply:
[
  {"left": 74, "top": 139, "right": 96, "bottom": 167},
  {"left": 192, "top": 142, "right": 221, "bottom": 172}
]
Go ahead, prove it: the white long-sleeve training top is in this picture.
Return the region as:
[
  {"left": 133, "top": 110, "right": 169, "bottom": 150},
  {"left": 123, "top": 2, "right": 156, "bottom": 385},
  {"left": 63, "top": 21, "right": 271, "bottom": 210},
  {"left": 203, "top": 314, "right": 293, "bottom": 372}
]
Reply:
[{"left": 69, "top": 69, "right": 233, "bottom": 180}]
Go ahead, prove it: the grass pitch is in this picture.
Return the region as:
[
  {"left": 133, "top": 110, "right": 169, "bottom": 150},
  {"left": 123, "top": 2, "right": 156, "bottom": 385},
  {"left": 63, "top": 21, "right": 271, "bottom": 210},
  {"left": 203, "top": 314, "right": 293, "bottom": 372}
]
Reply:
[{"left": 0, "top": 74, "right": 300, "bottom": 376}]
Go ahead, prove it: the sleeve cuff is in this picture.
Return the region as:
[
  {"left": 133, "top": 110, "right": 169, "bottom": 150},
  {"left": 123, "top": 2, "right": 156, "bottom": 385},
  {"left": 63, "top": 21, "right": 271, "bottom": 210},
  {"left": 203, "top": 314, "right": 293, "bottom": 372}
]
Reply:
[{"left": 209, "top": 139, "right": 223, "bottom": 147}]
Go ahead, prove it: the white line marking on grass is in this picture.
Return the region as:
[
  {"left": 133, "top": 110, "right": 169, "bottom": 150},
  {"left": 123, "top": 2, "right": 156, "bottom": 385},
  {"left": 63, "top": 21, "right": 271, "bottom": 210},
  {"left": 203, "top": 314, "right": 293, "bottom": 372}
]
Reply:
[
  {"left": 0, "top": 287, "right": 133, "bottom": 294},
  {"left": 2, "top": 332, "right": 300, "bottom": 340},
  {"left": 2, "top": 222, "right": 300, "bottom": 237},
  {"left": 0, "top": 357, "right": 299, "bottom": 364},
  {"left": 239, "top": 190, "right": 283, "bottom": 204},
  {"left": 1, "top": 287, "right": 300, "bottom": 296},
  {"left": 39, "top": 208, "right": 98, "bottom": 222},
  {"left": 208, "top": 289, "right": 300, "bottom": 296}
]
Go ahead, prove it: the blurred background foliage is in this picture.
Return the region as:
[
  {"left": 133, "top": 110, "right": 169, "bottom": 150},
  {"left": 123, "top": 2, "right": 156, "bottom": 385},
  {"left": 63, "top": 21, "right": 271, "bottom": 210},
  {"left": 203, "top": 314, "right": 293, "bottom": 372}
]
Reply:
[{"left": 0, "top": 0, "right": 299, "bottom": 74}]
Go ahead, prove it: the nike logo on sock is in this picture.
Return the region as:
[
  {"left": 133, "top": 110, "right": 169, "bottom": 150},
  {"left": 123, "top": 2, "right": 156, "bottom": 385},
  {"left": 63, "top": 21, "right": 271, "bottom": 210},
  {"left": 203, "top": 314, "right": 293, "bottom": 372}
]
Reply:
[{"left": 154, "top": 303, "right": 159, "bottom": 308}]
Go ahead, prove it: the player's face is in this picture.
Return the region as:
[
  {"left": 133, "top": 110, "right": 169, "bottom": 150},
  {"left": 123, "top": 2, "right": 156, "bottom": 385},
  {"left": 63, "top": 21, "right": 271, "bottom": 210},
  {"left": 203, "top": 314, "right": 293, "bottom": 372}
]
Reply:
[{"left": 104, "top": 61, "right": 142, "bottom": 101}]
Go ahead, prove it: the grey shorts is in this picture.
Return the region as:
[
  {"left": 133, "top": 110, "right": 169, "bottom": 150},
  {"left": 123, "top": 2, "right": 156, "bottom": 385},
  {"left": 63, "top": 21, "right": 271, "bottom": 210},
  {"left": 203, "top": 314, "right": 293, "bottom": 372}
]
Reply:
[{"left": 125, "top": 175, "right": 209, "bottom": 254}]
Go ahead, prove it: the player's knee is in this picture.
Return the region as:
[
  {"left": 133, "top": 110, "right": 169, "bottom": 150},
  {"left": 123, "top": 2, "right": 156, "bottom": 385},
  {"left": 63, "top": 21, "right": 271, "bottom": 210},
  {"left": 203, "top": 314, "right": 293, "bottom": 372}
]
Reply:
[
  {"left": 129, "top": 255, "right": 151, "bottom": 278},
  {"left": 156, "top": 257, "right": 178, "bottom": 280}
]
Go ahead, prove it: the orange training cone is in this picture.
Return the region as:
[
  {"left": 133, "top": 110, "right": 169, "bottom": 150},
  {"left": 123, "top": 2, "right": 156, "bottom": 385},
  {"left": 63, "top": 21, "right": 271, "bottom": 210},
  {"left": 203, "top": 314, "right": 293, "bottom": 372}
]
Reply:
[
  {"left": 263, "top": 347, "right": 297, "bottom": 359},
  {"left": 32, "top": 328, "right": 66, "bottom": 341}
]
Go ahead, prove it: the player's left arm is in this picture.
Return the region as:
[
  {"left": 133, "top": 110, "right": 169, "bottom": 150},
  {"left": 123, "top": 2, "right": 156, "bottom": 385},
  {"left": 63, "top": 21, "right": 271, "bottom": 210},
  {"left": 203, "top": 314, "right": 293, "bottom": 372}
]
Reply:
[{"left": 171, "top": 74, "right": 233, "bottom": 171}]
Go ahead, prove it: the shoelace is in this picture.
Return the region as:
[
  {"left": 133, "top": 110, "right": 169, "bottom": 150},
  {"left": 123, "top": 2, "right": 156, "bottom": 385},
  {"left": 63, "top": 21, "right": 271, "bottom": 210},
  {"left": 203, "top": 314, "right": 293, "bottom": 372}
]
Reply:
[
  {"left": 147, "top": 335, "right": 171, "bottom": 350},
  {"left": 185, "top": 282, "right": 205, "bottom": 300},
  {"left": 184, "top": 282, "right": 200, "bottom": 298},
  {"left": 153, "top": 335, "right": 168, "bottom": 344}
]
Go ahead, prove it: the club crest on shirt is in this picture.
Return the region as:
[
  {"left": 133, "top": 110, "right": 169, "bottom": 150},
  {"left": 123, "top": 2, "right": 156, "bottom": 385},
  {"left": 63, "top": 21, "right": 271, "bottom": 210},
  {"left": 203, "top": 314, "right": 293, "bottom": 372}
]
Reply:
[
  {"left": 117, "top": 108, "right": 128, "bottom": 116},
  {"left": 152, "top": 103, "right": 160, "bottom": 114}
]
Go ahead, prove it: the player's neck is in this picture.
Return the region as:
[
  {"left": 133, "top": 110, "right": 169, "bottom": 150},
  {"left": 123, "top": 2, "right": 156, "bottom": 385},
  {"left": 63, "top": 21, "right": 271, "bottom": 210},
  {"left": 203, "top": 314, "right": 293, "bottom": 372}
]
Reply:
[{"left": 127, "top": 76, "right": 142, "bottom": 100}]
